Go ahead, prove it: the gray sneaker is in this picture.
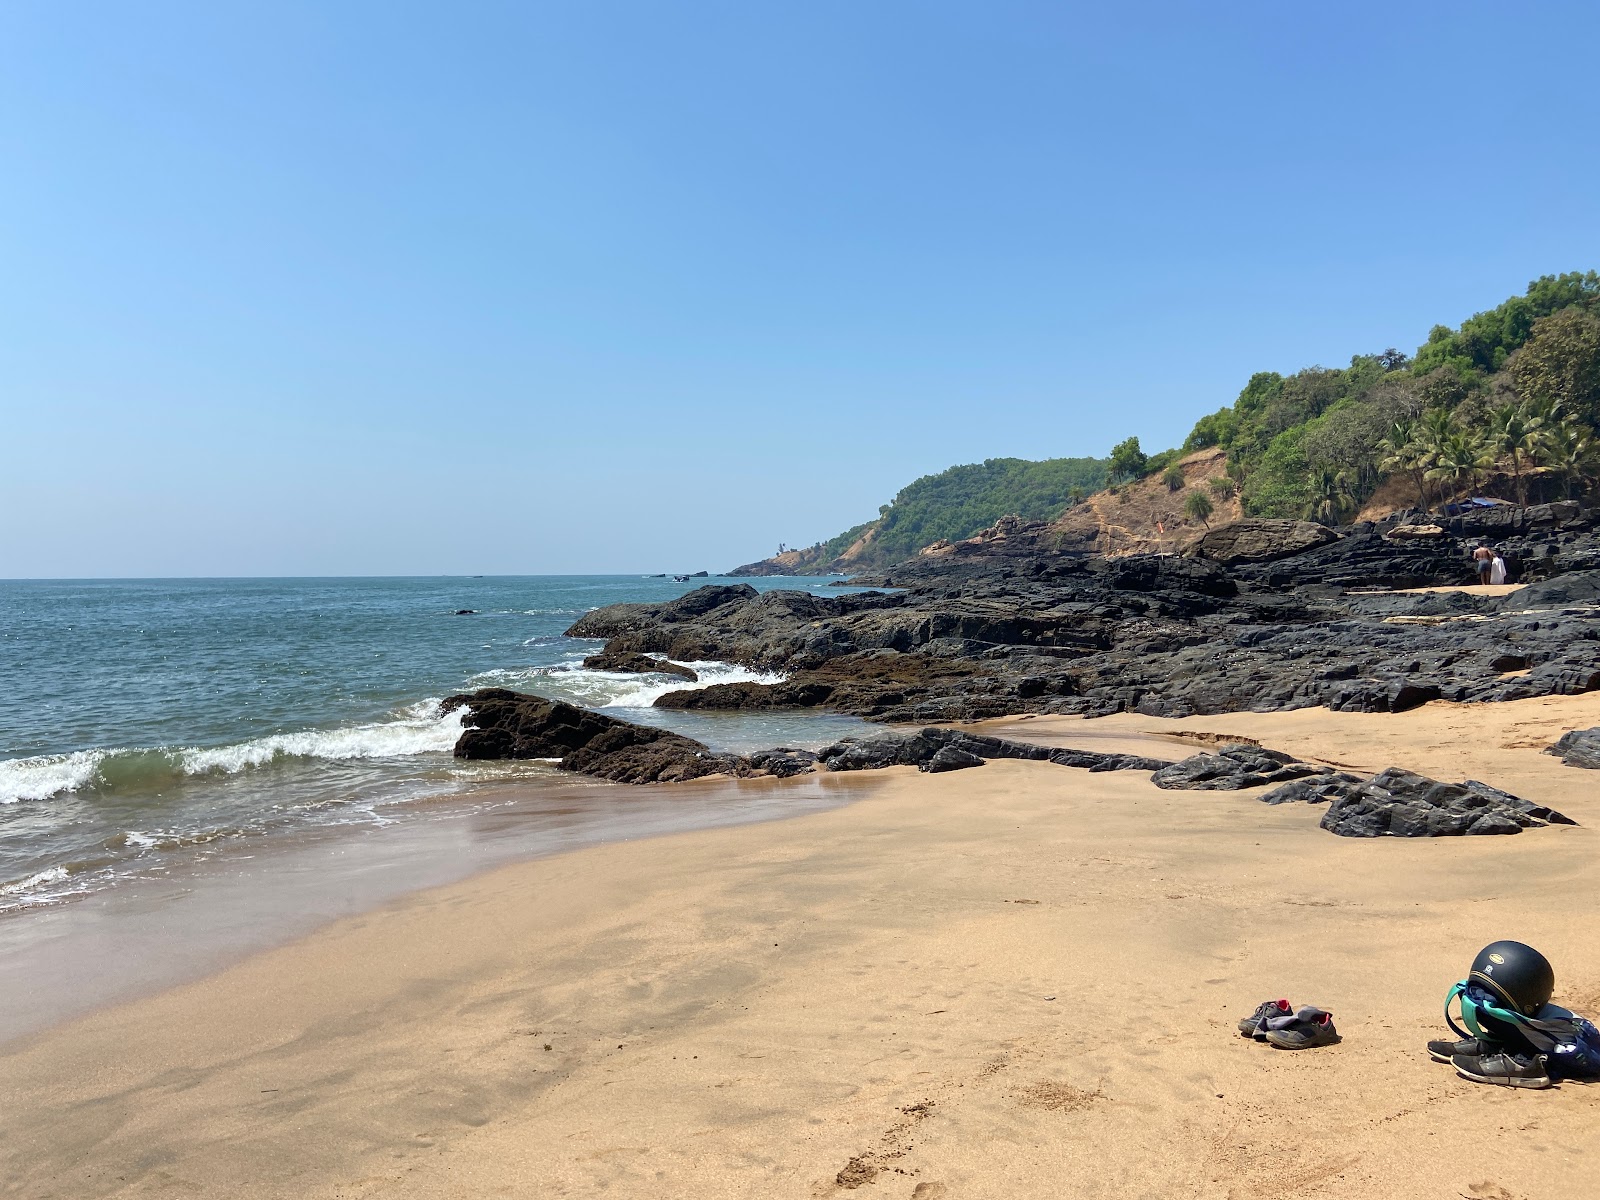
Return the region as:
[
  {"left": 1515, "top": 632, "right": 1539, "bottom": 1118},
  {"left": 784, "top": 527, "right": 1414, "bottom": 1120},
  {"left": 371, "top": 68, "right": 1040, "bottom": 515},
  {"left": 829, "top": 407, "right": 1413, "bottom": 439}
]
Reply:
[
  {"left": 1427, "top": 1036, "right": 1489, "bottom": 1064},
  {"left": 1237, "top": 998, "right": 1293, "bottom": 1039},
  {"left": 1264, "top": 1007, "right": 1340, "bottom": 1050},
  {"left": 1452, "top": 1050, "right": 1552, "bottom": 1089}
]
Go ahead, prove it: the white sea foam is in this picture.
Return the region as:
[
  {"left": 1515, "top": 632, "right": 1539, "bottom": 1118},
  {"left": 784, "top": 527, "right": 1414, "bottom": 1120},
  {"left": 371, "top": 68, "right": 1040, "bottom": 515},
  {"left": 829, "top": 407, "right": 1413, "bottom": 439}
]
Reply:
[
  {"left": 0, "top": 750, "right": 108, "bottom": 804},
  {"left": 0, "top": 703, "right": 469, "bottom": 803},
  {"left": 468, "top": 659, "right": 784, "bottom": 710},
  {"left": 178, "top": 700, "right": 467, "bottom": 775}
]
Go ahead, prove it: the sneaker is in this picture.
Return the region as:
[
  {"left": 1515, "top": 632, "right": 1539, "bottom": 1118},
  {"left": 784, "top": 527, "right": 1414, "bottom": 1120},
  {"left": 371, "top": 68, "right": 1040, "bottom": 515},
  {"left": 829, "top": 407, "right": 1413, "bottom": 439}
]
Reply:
[
  {"left": 1452, "top": 1050, "right": 1552, "bottom": 1089},
  {"left": 1427, "top": 1036, "right": 1490, "bottom": 1064},
  {"left": 1264, "top": 1007, "right": 1340, "bottom": 1050},
  {"left": 1238, "top": 998, "right": 1293, "bottom": 1039}
]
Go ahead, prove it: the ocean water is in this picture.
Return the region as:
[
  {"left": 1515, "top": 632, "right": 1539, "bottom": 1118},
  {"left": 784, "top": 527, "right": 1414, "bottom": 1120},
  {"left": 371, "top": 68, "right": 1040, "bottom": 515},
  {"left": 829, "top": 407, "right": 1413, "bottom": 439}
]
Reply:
[{"left": 0, "top": 576, "right": 876, "bottom": 914}]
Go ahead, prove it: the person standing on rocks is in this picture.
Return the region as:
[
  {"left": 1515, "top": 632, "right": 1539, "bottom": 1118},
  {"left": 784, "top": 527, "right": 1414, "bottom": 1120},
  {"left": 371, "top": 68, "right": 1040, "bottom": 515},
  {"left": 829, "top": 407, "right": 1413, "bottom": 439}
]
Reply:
[
  {"left": 1473, "top": 544, "right": 1493, "bottom": 586},
  {"left": 1491, "top": 551, "right": 1508, "bottom": 586}
]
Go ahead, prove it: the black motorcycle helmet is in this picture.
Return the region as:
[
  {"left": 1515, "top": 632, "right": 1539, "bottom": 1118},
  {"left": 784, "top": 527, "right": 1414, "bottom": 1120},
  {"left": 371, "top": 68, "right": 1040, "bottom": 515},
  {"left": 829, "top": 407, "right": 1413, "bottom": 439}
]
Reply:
[{"left": 1469, "top": 940, "right": 1554, "bottom": 1017}]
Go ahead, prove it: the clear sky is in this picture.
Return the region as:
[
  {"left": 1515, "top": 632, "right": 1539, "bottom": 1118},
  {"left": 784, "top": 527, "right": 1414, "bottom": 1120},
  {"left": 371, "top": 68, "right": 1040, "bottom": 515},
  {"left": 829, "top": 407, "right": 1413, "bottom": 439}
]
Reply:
[{"left": 3, "top": 2, "right": 1597, "bottom": 577}]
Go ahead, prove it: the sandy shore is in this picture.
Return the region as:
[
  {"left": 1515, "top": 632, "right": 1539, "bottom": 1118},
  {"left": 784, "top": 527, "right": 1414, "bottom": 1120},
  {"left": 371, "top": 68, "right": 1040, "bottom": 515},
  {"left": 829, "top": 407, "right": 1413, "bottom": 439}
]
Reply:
[{"left": 5, "top": 694, "right": 1600, "bottom": 1199}]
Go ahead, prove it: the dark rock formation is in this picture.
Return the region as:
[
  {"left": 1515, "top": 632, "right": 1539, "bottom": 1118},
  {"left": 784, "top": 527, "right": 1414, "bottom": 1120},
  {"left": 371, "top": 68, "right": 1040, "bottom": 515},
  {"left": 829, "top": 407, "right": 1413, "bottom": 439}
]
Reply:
[
  {"left": 744, "top": 748, "right": 820, "bottom": 778},
  {"left": 1318, "top": 768, "right": 1575, "bottom": 837},
  {"left": 1258, "top": 773, "right": 1365, "bottom": 805},
  {"left": 1150, "top": 744, "right": 1332, "bottom": 790},
  {"left": 816, "top": 727, "right": 1169, "bottom": 774},
  {"left": 923, "top": 746, "right": 986, "bottom": 773},
  {"left": 1191, "top": 519, "right": 1340, "bottom": 565},
  {"left": 440, "top": 689, "right": 741, "bottom": 784},
  {"left": 1549, "top": 727, "right": 1600, "bottom": 769},
  {"left": 581, "top": 651, "right": 699, "bottom": 681},
  {"left": 562, "top": 508, "right": 1600, "bottom": 726}
]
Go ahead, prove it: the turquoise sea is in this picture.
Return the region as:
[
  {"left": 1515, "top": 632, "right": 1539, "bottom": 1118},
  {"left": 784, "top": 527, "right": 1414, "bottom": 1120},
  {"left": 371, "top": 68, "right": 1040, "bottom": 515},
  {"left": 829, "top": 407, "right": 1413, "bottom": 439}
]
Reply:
[{"left": 0, "top": 576, "right": 875, "bottom": 914}]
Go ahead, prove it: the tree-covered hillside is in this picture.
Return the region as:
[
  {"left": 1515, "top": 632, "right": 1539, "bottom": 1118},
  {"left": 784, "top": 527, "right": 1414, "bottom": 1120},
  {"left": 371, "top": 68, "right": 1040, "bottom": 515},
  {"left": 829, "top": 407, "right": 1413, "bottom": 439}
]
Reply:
[
  {"left": 1174, "top": 272, "right": 1600, "bottom": 520},
  {"left": 739, "top": 272, "right": 1600, "bottom": 576},
  {"left": 765, "top": 456, "right": 1107, "bottom": 573}
]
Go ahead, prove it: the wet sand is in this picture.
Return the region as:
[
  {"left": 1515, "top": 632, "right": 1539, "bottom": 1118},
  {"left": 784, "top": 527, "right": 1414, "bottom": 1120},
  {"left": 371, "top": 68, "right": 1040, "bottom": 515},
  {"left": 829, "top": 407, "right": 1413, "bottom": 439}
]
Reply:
[{"left": 4, "top": 695, "right": 1600, "bottom": 1199}]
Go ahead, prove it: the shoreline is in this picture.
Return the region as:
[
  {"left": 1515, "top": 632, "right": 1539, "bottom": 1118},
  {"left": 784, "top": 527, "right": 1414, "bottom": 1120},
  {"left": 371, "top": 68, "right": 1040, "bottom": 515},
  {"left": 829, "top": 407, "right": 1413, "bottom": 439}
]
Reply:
[
  {"left": 0, "top": 771, "right": 878, "bottom": 1047},
  {"left": 4, "top": 694, "right": 1600, "bottom": 1197}
]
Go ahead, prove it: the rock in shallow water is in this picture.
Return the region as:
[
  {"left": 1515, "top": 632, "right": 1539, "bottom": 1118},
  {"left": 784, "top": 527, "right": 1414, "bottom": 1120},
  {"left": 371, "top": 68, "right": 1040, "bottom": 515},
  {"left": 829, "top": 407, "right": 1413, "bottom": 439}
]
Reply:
[
  {"left": 1548, "top": 727, "right": 1600, "bottom": 769},
  {"left": 580, "top": 652, "right": 699, "bottom": 681},
  {"left": 441, "top": 688, "right": 742, "bottom": 784}
]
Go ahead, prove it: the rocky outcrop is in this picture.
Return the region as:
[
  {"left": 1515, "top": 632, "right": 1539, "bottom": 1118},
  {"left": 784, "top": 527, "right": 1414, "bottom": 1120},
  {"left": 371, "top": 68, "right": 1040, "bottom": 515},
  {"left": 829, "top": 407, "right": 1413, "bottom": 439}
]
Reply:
[
  {"left": 1549, "top": 727, "right": 1600, "bottom": 769},
  {"left": 1315, "top": 768, "right": 1576, "bottom": 838},
  {"left": 441, "top": 689, "right": 742, "bottom": 783},
  {"left": 564, "top": 509, "right": 1600, "bottom": 726},
  {"left": 1191, "top": 519, "right": 1340, "bottom": 565},
  {"left": 816, "top": 727, "right": 1169, "bottom": 774},
  {"left": 1150, "top": 744, "right": 1332, "bottom": 790},
  {"left": 581, "top": 652, "right": 699, "bottom": 681}
]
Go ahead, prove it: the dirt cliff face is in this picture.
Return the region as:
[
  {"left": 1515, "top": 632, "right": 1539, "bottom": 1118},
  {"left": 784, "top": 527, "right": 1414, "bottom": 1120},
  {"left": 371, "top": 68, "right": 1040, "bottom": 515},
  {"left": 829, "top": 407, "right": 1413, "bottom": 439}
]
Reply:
[{"left": 1047, "top": 447, "right": 1243, "bottom": 556}]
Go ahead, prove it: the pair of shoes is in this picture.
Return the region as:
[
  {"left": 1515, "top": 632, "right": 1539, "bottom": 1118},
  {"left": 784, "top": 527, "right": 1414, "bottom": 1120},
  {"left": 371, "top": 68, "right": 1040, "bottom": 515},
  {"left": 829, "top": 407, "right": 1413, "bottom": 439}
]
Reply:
[
  {"left": 1424, "top": 1035, "right": 1553, "bottom": 1087},
  {"left": 1237, "top": 999, "right": 1340, "bottom": 1049},
  {"left": 1426, "top": 1035, "right": 1489, "bottom": 1064}
]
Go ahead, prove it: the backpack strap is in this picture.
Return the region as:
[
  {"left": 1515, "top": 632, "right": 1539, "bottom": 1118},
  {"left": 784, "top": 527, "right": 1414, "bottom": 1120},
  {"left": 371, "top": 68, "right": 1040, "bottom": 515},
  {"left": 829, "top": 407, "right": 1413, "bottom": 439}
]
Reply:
[{"left": 1445, "top": 981, "right": 1480, "bottom": 1040}]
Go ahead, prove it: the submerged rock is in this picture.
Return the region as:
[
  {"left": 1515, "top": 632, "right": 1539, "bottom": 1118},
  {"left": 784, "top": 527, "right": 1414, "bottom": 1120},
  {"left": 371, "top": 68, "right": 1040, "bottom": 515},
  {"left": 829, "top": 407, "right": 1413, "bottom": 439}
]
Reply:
[
  {"left": 581, "top": 651, "right": 699, "bottom": 681},
  {"left": 1549, "top": 727, "right": 1600, "bottom": 769}
]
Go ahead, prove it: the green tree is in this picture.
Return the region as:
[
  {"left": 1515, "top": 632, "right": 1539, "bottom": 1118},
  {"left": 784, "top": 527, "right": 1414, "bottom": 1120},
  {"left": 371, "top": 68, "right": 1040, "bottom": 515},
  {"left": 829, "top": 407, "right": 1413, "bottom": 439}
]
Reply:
[
  {"left": 1108, "top": 436, "right": 1148, "bottom": 483},
  {"left": 1208, "top": 476, "right": 1235, "bottom": 499},
  {"left": 1184, "top": 490, "right": 1214, "bottom": 527},
  {"left": 1487, "top": 402, "right": 1545, "bottom": 507},
  {"left": 1507, "top": 306, "right": 1600, "bottom": 428},
  {"left": 1377, "top": 416, "right": 1430, "bottom": 513},
  {"left": 1425, "top": 430, "right": 1493, "bottom": 500},
  {"left": 1544, "top": 418, "right": 1600, "bottom": 499},
  {"left": 1303, "top": 467, "right": 1354, "bottom": 526},
  {"left": 1162, "top": 464, "right": 1186, "bottom": 492}
]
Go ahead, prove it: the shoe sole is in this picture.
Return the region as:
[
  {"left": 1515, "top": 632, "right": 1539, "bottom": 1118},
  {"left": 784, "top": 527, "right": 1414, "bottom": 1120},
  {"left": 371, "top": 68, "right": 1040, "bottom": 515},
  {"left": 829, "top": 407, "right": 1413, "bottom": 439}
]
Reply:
[
  {"left": 1428, "top": 1050, "right": 1452, "bottom": 1063},
  {"left": 1264, "top": 1033, "right": 1341, "bottom": 1049},
  {"left": 1453, "top": 1064, "right": 1551, "bottom": 1089}
]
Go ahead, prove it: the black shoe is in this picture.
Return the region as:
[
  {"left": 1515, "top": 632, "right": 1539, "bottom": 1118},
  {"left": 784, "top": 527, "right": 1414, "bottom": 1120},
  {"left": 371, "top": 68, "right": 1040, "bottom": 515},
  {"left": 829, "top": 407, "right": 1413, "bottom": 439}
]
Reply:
[
  {"left": 1428, "top": 1036, "right": 1490, "bottom": 1064},
  {"left": 1264, "top": 1007, "right": 1340, "bottom": 1050},
  {"left": 1238, "top": 998, "right": 1292, "bottom": 1039},
  {"left": 1452, "top": 1050, "right": 1552, "bottom": 1089}
]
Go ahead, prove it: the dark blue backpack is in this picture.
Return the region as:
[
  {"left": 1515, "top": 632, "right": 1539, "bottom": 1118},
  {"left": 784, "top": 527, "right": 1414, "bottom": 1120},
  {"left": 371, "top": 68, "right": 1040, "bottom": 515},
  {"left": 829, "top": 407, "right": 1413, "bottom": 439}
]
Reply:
[{"left": 1447, "top": 980, "right": 1600, "bottom": 1080}]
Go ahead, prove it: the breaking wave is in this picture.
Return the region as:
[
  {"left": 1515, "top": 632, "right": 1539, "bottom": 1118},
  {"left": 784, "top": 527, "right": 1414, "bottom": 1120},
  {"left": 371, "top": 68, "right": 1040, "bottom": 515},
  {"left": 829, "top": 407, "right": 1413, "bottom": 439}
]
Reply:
[
  {"left": 467, "top": 658, "right": 784, "bottom": 710},
  {"left": 0, "top": 701, "right": 468, "bottom": 806}
]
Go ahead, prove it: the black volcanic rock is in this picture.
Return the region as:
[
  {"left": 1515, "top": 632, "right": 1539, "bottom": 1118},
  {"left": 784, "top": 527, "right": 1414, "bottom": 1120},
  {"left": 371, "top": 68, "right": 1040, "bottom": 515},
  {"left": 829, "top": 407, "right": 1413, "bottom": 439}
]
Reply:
[
  {"left": 1150, "top": 744, "right": 1331, "bottom": 790},
  {"left": 815, "top": 727, "right": 1169, "bottom": 774},
  {"left": 440, "top": 688, "right": 741, "bottom": 783},
  {"left": 922, "top": 746, "right": 986, "bottom": 773},
  {"left": 1318, "top": 767, "right": 1575, "bottom": 837},
  {"left": 563, "top": 519, "right": 1600, "bottom": 726},
  {"left": 581, "top": 652, "right": 699, "bottom": 681},
  {"left": 1191, "top": 519, "right": 1339, "bottom": 565},
  {"left": 1549, "top": 727, "right": 1600, "bottom": 769}
]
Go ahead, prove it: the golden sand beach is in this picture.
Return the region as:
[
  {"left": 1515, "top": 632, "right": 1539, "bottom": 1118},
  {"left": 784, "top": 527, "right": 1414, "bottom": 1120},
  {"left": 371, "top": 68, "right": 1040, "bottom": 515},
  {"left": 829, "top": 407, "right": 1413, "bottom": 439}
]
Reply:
[{"left": 5, "top": 693, "right": 1600, "bottom": 1199}]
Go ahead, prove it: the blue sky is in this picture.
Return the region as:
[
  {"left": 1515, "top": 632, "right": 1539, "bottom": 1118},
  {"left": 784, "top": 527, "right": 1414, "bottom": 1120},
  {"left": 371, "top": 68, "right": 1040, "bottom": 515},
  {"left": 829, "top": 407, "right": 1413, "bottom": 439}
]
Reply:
[{"left": 3, "top": 1, "right": 1597, "bottom": 576}]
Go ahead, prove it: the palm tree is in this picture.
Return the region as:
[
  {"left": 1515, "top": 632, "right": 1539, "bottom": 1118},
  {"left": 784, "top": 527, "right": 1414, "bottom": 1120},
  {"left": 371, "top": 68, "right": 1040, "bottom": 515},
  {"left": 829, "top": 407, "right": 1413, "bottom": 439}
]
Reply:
[
  {"left": 1304, "top": 467, "right": 1354, "bottom": 526},
  {"left": 1184, "top": 490, "right": 1214, "bottom": 528},
  {"left": 1488, "top": 402, "right": 1543, "bottom": 508},
  {"left": 1377, "top": 416, "right": 1430, "bottom": 513},
  {"left": 1544, "top": 418, "right": 1599, "bottom": 500},
  {"left": 1425, "top": 430, "right": 1493, "bottom": 502}
]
